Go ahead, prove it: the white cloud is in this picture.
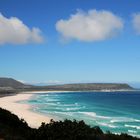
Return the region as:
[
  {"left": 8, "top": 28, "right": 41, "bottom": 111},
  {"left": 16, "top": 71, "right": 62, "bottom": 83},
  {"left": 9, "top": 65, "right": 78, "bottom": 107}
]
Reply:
[
  {"left": 56, "top": 9, "right": 123, "bottom": 42},
  {"left": 0, "top": 13, "right": 44, "bottom": 45},
  {"left": 25, "top": 80, "right": 64, "bottom": 86},
  {"left": 132, "top": 13, "right": 140, "bottom": 34},
  {"left": 17, "top": 80, "right": 26, "bottom": 84}
]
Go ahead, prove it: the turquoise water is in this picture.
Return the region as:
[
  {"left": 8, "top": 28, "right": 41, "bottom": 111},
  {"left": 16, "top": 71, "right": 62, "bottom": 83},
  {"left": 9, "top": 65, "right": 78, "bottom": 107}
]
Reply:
[{"left": 25, "top": 91, "right": 140, "bottom": 137}]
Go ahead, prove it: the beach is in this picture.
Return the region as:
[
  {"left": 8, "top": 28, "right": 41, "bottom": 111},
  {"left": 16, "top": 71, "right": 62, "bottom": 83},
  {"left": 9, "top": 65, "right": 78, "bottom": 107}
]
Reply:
[
  {"left": 0, "top": 91, "right": 140, "bottom": 137},
  {"left": 26, "top": 91, "right": 140, "bottom": 137},
  {"left": 0, "top": 93, "right": 51, "bottom": 128}
]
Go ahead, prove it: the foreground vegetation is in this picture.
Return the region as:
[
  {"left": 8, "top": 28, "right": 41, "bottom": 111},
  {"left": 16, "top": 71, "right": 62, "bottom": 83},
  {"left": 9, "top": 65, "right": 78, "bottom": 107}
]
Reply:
[{"left": 0, "top": 108, "right": 139, "bottom": 140}]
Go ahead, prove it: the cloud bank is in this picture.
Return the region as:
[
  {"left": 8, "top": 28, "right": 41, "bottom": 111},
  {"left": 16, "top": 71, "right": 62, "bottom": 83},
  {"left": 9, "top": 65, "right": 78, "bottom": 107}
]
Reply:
[
  {"left": 56, "top": 9, "right": 123, "bottom": 42},
  {"left": 132, "top": 13, "right": 140, "bottom": 34},
  {"left": 0, "top": 13, "right": 43, "bottom": 45}
]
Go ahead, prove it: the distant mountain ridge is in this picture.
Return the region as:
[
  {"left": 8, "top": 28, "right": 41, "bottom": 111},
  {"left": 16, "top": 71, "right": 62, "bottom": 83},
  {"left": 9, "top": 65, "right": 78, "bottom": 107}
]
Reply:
[
  {"left": 39, "top": 83, "right": 133, "bottom": 91},
  {"left": 0, "top": 78, "right": 25, "bottom": 88},
  {"left": 0, "top": 78, "right": 133, "bottom": 94},
  {"left": 0, "top": 78, "right": 31, "bottom": 93}
]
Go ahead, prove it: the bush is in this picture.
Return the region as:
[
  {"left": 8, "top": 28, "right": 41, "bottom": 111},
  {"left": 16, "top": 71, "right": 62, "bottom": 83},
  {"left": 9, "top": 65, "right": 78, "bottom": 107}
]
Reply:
[{"left": 0, "top": 108, "right": 140, "bottom": 140}]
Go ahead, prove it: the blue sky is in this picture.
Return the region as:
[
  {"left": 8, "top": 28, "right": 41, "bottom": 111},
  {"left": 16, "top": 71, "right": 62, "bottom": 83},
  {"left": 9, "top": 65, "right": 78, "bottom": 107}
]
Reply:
[{"left": 0, "top": 0, "right": 140, "bottom": 85}]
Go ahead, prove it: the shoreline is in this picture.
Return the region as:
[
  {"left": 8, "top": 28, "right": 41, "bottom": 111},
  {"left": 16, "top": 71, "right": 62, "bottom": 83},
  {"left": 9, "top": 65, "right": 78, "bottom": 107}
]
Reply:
[
  {"left": 0, "top": 90, "right": 75, "bottom": 128},
  {"left": 0, "top": 90, "right": 139, "bottom": 128},
  {"left": 0, "top": 90, "right": 140, "bottom": 138},
  {"left": 0, "top": 93, "right": 51, "bottom": 128},
  {"left": 18, "top": 89, "right": 139, "bottom": 94},
  {"left": 19, "top": 90, "right": 74, "bottom": 94}
]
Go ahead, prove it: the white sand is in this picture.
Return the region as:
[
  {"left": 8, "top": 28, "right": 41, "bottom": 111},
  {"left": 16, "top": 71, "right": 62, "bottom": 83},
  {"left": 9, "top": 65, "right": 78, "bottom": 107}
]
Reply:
[
  {"left": 19, "top": 90, "right": 73, "bottom": 94},
  {"left": 0, "top": 93, "right": 51, "bottom": 128}
]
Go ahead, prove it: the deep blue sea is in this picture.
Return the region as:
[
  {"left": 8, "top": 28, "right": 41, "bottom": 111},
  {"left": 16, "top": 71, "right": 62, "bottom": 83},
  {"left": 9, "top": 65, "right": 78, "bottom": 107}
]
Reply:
[{"left": 24, "top": 91, "right": 140, "bottom": 137}]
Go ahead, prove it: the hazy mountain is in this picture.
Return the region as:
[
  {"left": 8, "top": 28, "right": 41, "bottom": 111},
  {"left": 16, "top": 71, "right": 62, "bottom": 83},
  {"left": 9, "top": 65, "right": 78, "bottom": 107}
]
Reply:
[
  {"left": 0, "top": 78, "right": 133, "bottom": 93},
  {"left": 0, "top": 78, "right": 31, "bottom": 89},
  {"left": 40, "top": 83, "right": 133, "bottom": 91}
]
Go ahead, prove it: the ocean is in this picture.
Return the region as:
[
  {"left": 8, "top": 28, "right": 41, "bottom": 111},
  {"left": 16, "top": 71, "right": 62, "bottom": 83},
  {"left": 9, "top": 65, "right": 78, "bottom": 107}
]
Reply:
[{"left": 24, "top": 91, "right": 140, "bottom": 137}]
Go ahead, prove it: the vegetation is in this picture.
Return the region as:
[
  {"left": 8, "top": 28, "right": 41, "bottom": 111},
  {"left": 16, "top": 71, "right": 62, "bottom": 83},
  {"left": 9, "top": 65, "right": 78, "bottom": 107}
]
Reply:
[{"left": 0, "top": 108, "right": 139, "bottom": 140}]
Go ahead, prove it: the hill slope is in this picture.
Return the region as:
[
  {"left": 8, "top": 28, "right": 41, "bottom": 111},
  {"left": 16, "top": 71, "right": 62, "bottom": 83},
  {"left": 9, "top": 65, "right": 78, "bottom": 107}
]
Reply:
[
  {"left": 0, "top": 78, "right": 25, "bottom": 88},
  {"left": 0, "top": 77, "right": 133, "bottom": 93},
  {"left": 36, "top": 83, "right": 133, "bottom": 91},
  {"left": 0, "top": 78, "right": 32, "bottom": 95}
]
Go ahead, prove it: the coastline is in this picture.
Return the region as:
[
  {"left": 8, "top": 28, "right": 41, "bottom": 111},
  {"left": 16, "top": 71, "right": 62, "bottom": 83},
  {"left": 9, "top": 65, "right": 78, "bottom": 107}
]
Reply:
[
  {"left": 19, "top": 89, "right": 139, "bottom": 94},
  {"left": 0, "top": 93, "right": 51, "bottom": 128},
  {"left": 19, "top": 90, "right": 74, "bottom": 94},
  {"left": 0, "top": 90, "right": 139, "bottom": 128},
  {"left": 0, "top": 90, "right": 75, "bottom": 128}
]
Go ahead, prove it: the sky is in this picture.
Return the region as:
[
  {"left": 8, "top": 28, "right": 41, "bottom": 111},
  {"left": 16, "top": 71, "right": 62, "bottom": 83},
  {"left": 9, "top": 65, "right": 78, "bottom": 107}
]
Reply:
[{"left": 0, "top": 0, "right": 140, "bottom": 86}]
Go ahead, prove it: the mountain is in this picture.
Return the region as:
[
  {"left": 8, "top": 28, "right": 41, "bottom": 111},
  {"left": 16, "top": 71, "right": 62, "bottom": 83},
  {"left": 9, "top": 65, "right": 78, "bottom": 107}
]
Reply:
[
  {"left": 40, "top": 83, "right": 133, "bottom": 91},
  {"left": 0, "top": 78, "right": 134, "bottom": 94},
  {"left": 0, "top": 78, "right": 31, "bottom": 94},
  {"left": 0, "top": 78, "right": 26, "bottom": 88}
]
